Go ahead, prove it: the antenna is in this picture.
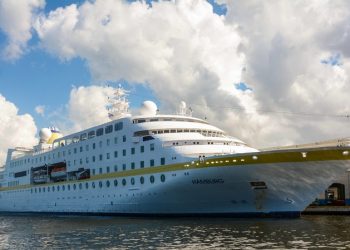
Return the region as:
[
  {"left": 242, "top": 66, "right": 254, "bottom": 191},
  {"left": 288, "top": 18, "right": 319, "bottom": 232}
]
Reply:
[{"left": 107, "top": 85, "right": 130, "bottom": 120}]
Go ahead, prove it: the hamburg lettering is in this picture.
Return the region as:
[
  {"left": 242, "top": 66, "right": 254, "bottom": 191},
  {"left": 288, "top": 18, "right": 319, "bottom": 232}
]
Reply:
[{"left": 192, "top": 179, "right": 225, "bottom": 184}]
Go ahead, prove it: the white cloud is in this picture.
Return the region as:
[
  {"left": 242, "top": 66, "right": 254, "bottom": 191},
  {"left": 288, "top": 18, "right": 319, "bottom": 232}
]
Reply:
[
  {"left": 0, "top": 0, "right": 45, "bottom": 60},
  {"left": 0, "top": 94, "right": 37, "bottom": 165},
  {"left": 35, "top": 105, "right": 45, "bottom": 116},
  {"left": 67, "top": 85, "right": 114, "bottom": 132},
  {"left": 33, "top": 0, "right": 350, "bottom": 147}
]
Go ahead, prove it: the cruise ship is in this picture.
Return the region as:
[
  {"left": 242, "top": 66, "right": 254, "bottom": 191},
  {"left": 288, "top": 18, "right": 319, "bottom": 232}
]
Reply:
[{"left": 1, "top": 87, "right": 350, "bottom": 217}]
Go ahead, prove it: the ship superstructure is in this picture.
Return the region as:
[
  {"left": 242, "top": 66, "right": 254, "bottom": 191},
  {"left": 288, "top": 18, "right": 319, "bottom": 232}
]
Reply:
[{"left": 0, "top": 87, "right": 350, "bottom": 217}]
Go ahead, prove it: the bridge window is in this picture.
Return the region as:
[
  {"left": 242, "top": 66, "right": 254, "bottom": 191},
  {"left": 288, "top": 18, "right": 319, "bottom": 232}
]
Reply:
[
  {"left": 88, "top": 131, "right": 95, "bottom": 139},
  {"left": 96, "top": 128, "right": 104, "bottom": 136},
  {"left": 105, "top": 125, "right": 113, "bottom": 134}
]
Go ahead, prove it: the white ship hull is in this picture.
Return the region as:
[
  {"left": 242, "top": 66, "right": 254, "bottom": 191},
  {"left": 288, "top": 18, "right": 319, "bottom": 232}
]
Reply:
[{"left": 1, "top": 148, "right": 349, "bottom": 217}]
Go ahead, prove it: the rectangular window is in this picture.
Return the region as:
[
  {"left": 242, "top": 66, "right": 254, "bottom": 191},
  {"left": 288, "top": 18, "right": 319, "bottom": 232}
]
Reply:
[
  {"left": 150, "top": 143, "right": 155, "bottom": 151},
  {"left": 92, "top": 143, "right": 96, "bottom": 149},
  {"left": 131, "top": 148, "right": 135, "bottom": 155},
  {"left": 80, "top": 146, "right": 83, "bottom": 152},
  {"left": 86, "top": 145, "right": 89, "bottom": 151},
  {"left": 106, "top": 139, "right": 110, "bottom": 146},
  {"left": 131, "top": 162, "right": 135, "bottom": 169},
  {"left": 99, "top": 168, "right": 102, "bottom": 174},
  {"left": 114, "top": 122, "right": 123, "bottom": 131},
  {"left": 106, "top": 166, "right": 110, "bottom": 173},
  {"left": 161, "top": 157, "right": 165, "bottom": 165},
  {"left": 150, "top": 159, "right": 155, "bottom": 167},
  {"left": 122, "top": 164, "right": 126, "bottom": 171},
  {"left": 107, "top": 153, "right": 110, "bottom": 160},
  {"left": 114, "top": 137, "right": 118, "bottom": 144},
  {"left": 114, "top": 165, "right": 118, "bottom": 172},
  {"left": 140, "top": 146, "right": 144, "bottom": 153},
  {"left": 96, "top": 128, "right": 104, "bottom": 136},
  {"left": 114, "top": 151, "right": 118, "bottom": 158},
  {"left": 92, "top": 156, "right": 96, "bottom": 162},
  {"left": 80, "top": 133, "right": 87, "bottom": 141},
  {"left": 105, "top": 125, "right": 113, "bottom": 134},
  {"left": 92, "top": 169, "right": 95, "bottom": 175},
  {"left": 99, "top": 154, "right": 103, "bottom": 161},
  {"left": 140, "top": 161, "right": 144, "bottom": 168},
  {"left": 123, "top": 135, "right": 126, "bottom": 142},
  {"left": 74, "top": 148, "right": 77, "bottom": 154},
  {"left": 88, "top": 131, "right": 95, "bottom": 139},
  {"left": 86, "top": 157, "right": 89, "bottom": 163},
  {"left": 122, "top": 149, "right": 126, "bottom": 156}
]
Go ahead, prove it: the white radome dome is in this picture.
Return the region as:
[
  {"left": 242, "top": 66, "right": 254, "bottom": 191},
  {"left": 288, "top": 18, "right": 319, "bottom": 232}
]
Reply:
[
  {"left": 139, "top": 101, "right": 158, "bottom": 116},
  {"left": 39, "top": 128, "right": 52, "bottom": 142}
]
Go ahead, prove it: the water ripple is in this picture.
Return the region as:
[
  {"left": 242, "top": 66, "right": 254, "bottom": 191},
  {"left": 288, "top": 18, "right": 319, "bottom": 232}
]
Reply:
[{"left": 0, "top": 215, "right": 350, "bottom": 249}]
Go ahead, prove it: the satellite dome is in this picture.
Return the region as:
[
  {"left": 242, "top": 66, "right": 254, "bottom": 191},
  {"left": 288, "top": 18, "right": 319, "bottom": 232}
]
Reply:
[
  {"left": 139, "top": 101, "right": 158, "bottom": 116},
  {"left": 39, "top": 128, "right": 52, "bottom": 143}
]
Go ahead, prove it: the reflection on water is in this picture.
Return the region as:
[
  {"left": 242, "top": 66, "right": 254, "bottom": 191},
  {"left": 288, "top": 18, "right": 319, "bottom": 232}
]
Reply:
[{"left": 0, "top": 215, "right": 349, "bottom": 249}]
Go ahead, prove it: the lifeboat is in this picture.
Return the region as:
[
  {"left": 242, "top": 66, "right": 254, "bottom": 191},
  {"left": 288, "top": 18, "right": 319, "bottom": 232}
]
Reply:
[{"left": 51, "top": 167, "right": 66, "bottom": 178}]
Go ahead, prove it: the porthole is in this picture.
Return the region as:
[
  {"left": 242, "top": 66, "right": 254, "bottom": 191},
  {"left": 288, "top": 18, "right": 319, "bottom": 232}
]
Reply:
[
  {"left": 52, "top": 186, "right": 55, "bottom": 192},
  {"left": 73, "top": 184, "right": 76, "bottom": 190},
  {"left": 85, "top": 182, "right": 89, "bottom": 189},
  {"left": 68, "top": 184, "right": 70, "bottom": 191},
  {"left": 140, "top": 176, "right": 144, "bottom": 184},
  {"left": 79, "top": 183, "right": 82, "bottom": 190},
  {"left": 39, "top": 188, "right": 41, "bottom": 193},
  {"left": 57, "top": 186, "right": 60, "bottom": 191},
  {"left": 62, "top": 185, "right": 65, "bottom": 191},
  {"left": 114, "top": 179, "right": 118, "bottom": 187},
  {"left": 161, "top": 174, "right": 165, "bottom": 182},
  {"left": 131, "top": 178, "right": 135, "bottom": 185},
  {"left": 48, "top": 186, "right": 50, "bottom": 192},
  {"left": 150, "top": 175, "right": 155, "bottom": 184},
  {"left": 106, "top": 180, "right": 110, "bottom": 187},
  {"left": 92, "top": 182, "right": 96, "bottom": 189},
  {"left": 99, "top": 181, "right": 102, "bottom": 188},
  {"left": 122, "top": 179, "right": 126, "bottom": 186}
]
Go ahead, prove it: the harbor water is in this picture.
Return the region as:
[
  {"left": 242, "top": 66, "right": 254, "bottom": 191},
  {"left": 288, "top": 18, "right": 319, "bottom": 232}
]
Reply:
[{"left": 0, "top": 215, "right": 350, "bottom": 249}]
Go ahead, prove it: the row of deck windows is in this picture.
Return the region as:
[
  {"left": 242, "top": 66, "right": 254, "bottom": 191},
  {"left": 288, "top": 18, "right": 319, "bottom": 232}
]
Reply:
[
  {"left": 31, "top": 174, "right": 166, "bottom": 193},
  {"left": 89, "top": 157, "right": 165, "bottom": 175},
  {"left": 18, "top": 141, "right": 153, "bottom": 169},
  {"left": 132, "top": 117, "right": 208, "bottom": 124},
  {"left": 134, "top": 129, "right": 225, "bottom": 137},
  {"left": 53, "top": 122, "right": 124, "bottom": 148}
]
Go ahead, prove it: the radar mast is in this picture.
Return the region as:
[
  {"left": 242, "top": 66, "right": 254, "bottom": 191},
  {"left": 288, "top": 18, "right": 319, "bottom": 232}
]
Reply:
[{"left": 107, "top": 85, "right": 130, "bottom": 120}]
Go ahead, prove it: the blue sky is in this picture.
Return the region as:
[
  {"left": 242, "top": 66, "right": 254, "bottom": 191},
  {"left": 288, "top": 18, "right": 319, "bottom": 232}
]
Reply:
[{"left": 0, "top": 0, "right": 226, "bottom": 130}]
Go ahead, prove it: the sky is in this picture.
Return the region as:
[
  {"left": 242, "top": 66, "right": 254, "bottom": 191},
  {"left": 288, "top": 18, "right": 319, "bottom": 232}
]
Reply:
[{"left": 0, "top": 0, "right": 350, "bottom": 164}]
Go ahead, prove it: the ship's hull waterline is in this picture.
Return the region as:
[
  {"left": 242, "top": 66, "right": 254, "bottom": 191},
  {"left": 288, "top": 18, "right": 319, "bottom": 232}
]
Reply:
[{"left": 1, "top": 147, "right": 349, "bottom": 217}]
